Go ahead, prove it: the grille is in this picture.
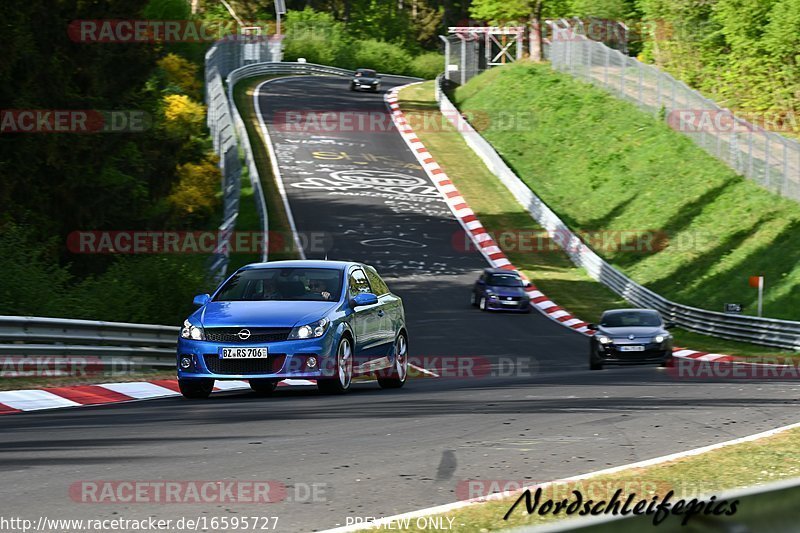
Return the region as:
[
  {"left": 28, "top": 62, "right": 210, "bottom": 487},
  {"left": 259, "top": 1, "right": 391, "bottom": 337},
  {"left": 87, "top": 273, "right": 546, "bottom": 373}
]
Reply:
[
  {"left": 203, "top": 354, "right": 286, "bottom": 375},
  {"left": 204, "top": 327, "right": 291, "bottom": 343}
]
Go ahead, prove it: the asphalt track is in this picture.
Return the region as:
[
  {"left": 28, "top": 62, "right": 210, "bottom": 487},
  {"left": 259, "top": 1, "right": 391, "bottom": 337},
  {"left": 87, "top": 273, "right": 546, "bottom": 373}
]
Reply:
[{"left": 1, "top": 76, "right": 799, "bottom": 532}]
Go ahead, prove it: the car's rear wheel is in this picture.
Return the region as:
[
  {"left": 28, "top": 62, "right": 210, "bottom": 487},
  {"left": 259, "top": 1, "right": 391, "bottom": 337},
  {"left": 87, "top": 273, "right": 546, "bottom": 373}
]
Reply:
[
  {"left": 318, "top": 337, "right": 353, "bottom": 394},
  {"left": 479, "top": 296, "right": 488, "bottom": 311},
  {"left": 179, "top": 378, "right": 214, "bottom": 399},
  {"left": 378, "top": 333, "right": 408, "bottom": 389},
  {"left": 249, "top": 379, "right": 278, "bottom": 395}
]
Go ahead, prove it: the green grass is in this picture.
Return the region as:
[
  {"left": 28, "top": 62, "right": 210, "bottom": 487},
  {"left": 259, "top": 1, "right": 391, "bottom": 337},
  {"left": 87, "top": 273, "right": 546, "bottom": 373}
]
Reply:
[
  {"left": 400, "top": 425, "right": 800, "bottom": 531},
  {"left": 398, "top": 81, "right": 797, "bottom": 360},
  {"left": 450, "top": 63, "right": 800, "bottom": 322},
  {"left": 230, "top": 75, "right": 300, "bottom": 269}
]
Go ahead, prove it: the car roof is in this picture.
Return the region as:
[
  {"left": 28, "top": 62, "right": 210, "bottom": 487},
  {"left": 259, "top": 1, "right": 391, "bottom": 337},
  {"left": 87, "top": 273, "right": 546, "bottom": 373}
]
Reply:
[
  {"left": 602, "top": 308, "right": 660, "bottom": 315},
  {"left": 483, "top": 268, "right": 521, "bottom": 276},
  {"left": 239, "top": 260, "right": 354, "bottom": 272}
]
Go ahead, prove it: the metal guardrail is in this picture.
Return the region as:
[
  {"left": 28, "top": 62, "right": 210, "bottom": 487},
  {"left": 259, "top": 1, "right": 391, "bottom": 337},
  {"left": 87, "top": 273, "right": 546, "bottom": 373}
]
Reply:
[
  {"left": 0, "top": 316, "right": 178, "bottom": 368},
  {"left": 206, "top": 53, "right": 422, "bottom": 282},
  {"left": 510, "top": 477, "right": 800, "bottom": 532},
  {"left": 435, "top": 75, "right": 800, "bottom": 350}
]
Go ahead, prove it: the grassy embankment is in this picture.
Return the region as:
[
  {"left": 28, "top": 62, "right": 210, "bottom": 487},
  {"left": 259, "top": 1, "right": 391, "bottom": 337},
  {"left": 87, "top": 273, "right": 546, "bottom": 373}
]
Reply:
[{"left": 399, "top": 75, "right": 798, "bottom": 360}]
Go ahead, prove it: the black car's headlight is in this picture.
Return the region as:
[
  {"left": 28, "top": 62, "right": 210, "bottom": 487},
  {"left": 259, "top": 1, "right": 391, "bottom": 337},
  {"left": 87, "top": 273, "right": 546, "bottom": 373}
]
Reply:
[
  {"left": 654, "top": 334, "right": 670, "bottom": 343},
  {"left": 288, "top": 318, "right": 330, "bottom": 340},
  {"left": 597, "top": 335, "right": 613, "bottom": 345},
  {"left": 181, "top": 319, "right": 205, "bottom": 340}
]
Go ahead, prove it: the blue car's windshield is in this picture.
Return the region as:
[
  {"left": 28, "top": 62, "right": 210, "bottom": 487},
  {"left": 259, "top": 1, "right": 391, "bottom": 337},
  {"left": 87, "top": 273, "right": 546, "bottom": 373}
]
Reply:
[
  {"left": 487, "top": 274, "right": 523, "bottom": 287},
  {"left": 214, "top": 268, "right": 343, "bottom": 302},
  {"left": 601, "top": 311, "right": 662, "bottom": 327}
]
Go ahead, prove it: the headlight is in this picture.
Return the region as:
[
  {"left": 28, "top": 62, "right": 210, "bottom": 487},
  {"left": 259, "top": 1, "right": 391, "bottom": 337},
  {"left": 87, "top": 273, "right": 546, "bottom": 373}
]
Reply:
[
  {"left": 486, "top": 291, "right": 498, "bottom": 299},
  {"left": 181, "top": 320, "right": 204, "bottom": 340},
  {"left": 654, "top": 335, "right": 669, "bottom": 343},
  {"left": 289, "top": 318, "right": 330, "bottom": 340},
  {"left": 597, "top": 335, "right": 613, "bottom": 345}
]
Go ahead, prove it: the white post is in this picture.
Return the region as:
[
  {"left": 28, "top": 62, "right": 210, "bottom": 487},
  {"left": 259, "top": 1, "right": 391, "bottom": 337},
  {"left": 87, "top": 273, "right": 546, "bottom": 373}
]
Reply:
[{"left": 758, "top": 276, "right": 764, "bottom": 317}]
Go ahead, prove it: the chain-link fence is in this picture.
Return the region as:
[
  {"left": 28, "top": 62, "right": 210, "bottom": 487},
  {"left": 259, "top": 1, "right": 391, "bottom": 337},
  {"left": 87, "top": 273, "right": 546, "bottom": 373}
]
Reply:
[{"left": 548, "top": 34, "right": 800, "bottom": 202}]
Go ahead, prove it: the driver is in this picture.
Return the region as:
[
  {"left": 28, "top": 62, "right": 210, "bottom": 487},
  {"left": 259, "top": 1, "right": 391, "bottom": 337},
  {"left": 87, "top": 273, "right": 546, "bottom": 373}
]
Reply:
[{"left": 308, "top": 279, "right": 332, "bottom": 300}]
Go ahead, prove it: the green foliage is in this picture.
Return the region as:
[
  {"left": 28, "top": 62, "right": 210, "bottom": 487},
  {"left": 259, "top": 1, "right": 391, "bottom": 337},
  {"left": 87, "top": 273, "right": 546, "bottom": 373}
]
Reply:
[
  {"left": 281, "top": 7, "right": 442, "bottom": 78},
  {"left": 410, "top": 52, "right": 446, "bottom": 79},
  {"left": 637, "top": 0, "right": 800, "bottom": 136},
  {"left": 455, "top": 63, "right": 800, "bottom": 319}
]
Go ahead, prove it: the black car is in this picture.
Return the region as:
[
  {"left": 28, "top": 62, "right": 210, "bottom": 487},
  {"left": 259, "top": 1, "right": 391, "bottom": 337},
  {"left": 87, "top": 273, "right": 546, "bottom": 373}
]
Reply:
[
  {"left": 350, "top": 68, "right": 381, "bottom": 92},
  {"left": 470, "top": 268, "right": 531, "bottom": 312},
  {"left": 588, "top": 309, "right": 675, "bottom": 370}
]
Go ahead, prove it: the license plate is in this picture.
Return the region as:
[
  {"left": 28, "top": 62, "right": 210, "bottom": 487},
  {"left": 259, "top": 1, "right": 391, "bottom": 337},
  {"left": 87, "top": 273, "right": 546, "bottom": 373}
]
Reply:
[
  {"left": 501, "top": 300, "right": 518, "bottom": 305},
  {"left": 219, "top": 347, "right": 268, "bottom": 359},
  {"left": 619, "top": 345, "right": 645, "bottom": 352}
]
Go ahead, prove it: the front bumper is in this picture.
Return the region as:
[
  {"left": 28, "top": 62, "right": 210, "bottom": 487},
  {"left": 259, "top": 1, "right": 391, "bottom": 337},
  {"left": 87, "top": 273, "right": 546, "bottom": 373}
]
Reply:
[
  {"left": 485, "top": 296, "right": 530, "bottom": 312},
  {"left": 177, "top": 332, "right": 338, "bottom": 381},
  {"left": 594, "top": 342, "right": 673, "bottom": 365}
]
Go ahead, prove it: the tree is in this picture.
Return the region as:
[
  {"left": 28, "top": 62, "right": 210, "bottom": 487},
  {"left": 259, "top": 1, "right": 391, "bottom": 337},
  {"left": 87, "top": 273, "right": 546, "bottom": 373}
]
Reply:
[{"left": 469, "top": 0, "right": 571, "bottom": 61}]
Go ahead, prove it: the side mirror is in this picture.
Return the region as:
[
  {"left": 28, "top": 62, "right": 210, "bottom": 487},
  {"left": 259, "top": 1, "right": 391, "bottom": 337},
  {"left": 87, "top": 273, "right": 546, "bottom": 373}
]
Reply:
[
  {"left": 476, "top": 279, "right": 485, "bottom": 285},
  {"left": 523, "top": 280, "right": 532, "bottom": 288},
  {"left": 587, "top": 323, "right": 597, "bottom": 330},
  {"left": 665, "top": 321, "right": 677, "bottom": 330},
  {"left": 351, "top": 292, "right": 378, "bottom": 307},
  {"left": 193, "top": 293, "right": 210, "bottom": 307}
]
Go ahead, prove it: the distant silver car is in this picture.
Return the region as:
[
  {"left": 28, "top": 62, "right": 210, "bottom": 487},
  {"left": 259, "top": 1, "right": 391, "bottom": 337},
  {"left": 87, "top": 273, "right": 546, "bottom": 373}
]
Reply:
[{"left": 350, "top": 68, "right": 381, "bottom": 92}]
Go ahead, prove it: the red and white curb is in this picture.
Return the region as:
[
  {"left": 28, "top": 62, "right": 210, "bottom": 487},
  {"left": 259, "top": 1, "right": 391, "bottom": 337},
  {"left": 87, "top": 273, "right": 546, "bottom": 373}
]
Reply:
[
  {"left": 387, "top": 86, "right": 590, "bottom": 336},
  {"left": 0, "top": 379, "right": 315, "bottom": 415},
  {"left": 385, "top": 85, "right": 763, "bottom": 367}
]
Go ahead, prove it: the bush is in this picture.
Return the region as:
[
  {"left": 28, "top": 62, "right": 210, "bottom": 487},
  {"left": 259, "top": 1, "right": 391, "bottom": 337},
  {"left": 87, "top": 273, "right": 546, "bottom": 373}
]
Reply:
[
  {"left": 166, "top": 155, "right": 222, "bottom": 226},
  {"left": 350, "top": 39, "right": 414, "bottom": 75},
  {"left": 409, "top": 52, "right": 443, "bottom": 79},
  {"left": 73, "top": 255, "right": 210, "bottom": 325}
]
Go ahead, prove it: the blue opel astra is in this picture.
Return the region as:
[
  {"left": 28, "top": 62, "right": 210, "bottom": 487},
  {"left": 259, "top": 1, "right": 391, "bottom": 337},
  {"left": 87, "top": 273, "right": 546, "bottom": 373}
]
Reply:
[{"left": 177, "top": 260, "right": 408, "bottom": 398}]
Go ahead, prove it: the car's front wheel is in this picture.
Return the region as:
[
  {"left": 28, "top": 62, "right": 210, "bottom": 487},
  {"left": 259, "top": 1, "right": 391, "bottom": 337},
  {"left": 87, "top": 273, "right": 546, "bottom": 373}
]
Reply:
[
  {"left": 479, "top": 296, "right": 488, "bottom": 311},
  {"left": 470, "top": 292, "right": 477, "bottom": 306},
  {"left": 378, "top": 333, "right": 408, "bottom": 389},
  {"left": 318, "top": 337, "right": 353, "bottom": 394},
  {"left": 589, "top": 355, "right": 603, "bottom": 371},
  {"left": 179, "top": 378, "right": 214, "bottom": 399},
  {"left": 250, "top": 379, "right": 278, "bottom": 395}
]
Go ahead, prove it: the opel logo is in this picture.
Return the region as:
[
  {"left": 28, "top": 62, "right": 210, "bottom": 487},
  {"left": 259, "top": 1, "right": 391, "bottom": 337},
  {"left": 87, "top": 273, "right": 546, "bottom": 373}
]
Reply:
[{"left": 238, "top": 329, "right": 251, "bottom": 340}]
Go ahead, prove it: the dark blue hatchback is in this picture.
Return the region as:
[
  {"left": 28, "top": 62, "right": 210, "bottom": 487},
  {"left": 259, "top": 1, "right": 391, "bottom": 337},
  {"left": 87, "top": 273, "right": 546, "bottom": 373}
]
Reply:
[
  {"left": 470, "top": 268, "right": 531, "bottom": 313},
  {"left": 177, "top": 260, "right": 408, "bottom": 398}
]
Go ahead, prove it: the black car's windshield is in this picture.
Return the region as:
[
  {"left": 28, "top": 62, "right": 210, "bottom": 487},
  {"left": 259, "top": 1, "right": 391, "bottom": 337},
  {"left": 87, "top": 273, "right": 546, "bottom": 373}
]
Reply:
[
  {"left": 487, "top": 274, "right": 523, "bottom": 287},
  {"left": 601, "top": 311, "right": 662, "bottom": 327},
  {"left": 355, "top": 69, "right": 377, "bottom": 77},
  {"left": 214, "top": 268, "right": 343, "bottom": 302}
]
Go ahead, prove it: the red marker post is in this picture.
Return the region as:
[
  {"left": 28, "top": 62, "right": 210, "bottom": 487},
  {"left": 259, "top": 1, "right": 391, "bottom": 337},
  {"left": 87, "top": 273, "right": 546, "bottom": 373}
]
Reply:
[{"left": 749, "top": 275, "right": 764, "bottom": 317}]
